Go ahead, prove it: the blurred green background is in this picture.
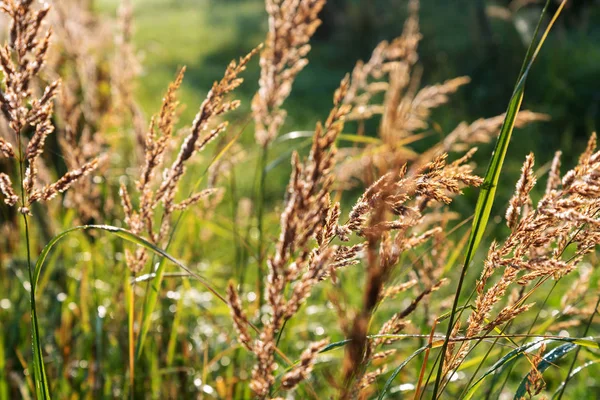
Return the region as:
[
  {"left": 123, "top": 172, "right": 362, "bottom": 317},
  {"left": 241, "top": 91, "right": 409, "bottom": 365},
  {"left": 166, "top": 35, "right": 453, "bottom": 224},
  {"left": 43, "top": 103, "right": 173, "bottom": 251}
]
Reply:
[{"left": 94, "top": 0, "right": 600, "bottom": 207}]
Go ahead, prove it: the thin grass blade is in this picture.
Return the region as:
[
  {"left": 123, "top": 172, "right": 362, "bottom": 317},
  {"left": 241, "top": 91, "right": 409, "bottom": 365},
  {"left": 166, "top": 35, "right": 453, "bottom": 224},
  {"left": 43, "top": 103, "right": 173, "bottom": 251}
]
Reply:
[{"left": 432, "top": 2, "right": 568, "bottom": 396}]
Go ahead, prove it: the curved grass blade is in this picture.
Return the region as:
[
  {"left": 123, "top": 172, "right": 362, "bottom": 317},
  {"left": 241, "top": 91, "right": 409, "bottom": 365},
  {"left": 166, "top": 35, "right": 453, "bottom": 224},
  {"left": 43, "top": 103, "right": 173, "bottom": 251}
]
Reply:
[
  {"left": 513, "top": 342, "right": 577, "bottom": 399},
  {"left": 266, "top": 138, "right": 312, "bottom": 173},
  {"left": 34, "top": 225, "right": 228, "bottom": 364},
  {"left": 378, "top": 346, "right": 428, "bottom": 400},
  {"left": 320, "top": 339, "right": 351, "bottom": 354},
  {"left": 33, "top": 225, "right": 225, "bottom": 304},
  {"left": 432, "top": 2, "right": 568, "bottom": 396},
  {"left": 552, "top": 359, "right": 600, "bottom": 399}
]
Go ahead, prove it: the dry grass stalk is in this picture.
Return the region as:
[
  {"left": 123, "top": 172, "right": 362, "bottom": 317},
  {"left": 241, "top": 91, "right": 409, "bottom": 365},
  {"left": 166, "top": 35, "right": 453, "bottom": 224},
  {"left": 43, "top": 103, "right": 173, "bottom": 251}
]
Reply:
[
  {"left": 337, "top": 151, "right": 482, "bottom": 398},
  {"left": 120, "top": 47, "right": 258, "bottom": 273},
  {"left": 253, "top": 0, "right": 326, "bottom": 147},
  {"left": 522, "top": 343, "right": 547, "bottom": 399},
  {"left": 111, "top": 0, "right": 146, "bottom": 158},
  {"left": 0, "top": 0, "right": 98, "bottom": 213},
  {"left": 49, "top": 0, "right": 116, "bottom": 224},
  {"left": 228, "top": 77, "right": 368, "bottom": 398}
]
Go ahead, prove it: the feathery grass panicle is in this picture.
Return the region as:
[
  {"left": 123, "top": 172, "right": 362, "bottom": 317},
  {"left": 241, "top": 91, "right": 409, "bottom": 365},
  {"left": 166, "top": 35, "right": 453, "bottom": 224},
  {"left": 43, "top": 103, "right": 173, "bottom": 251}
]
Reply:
[
  {"left": 228, "top": 76, "right": 365, "bottom": 398},
  {"left": 523, "top": 343, "right": 547, "bottom": 399},
  {"left": 0, "top": 0, "right": 595, "bottom": 397},
  {"left": 0, "top": 1, "right": 101, "bottom": 396},
  {"left": 506, "top": 153, "right": 536, "bottom": 230},
  {"left": 545, "top": 150, "right": 562, "bottom": 195},
  {"left": 441, "top": 111, "right": 550, "bottom": 154},
  {"left": 343, "top": 0, "right": 421, "bottom": 122},
  {"left": 0, "top": 0, "right": 98, "bottom": 211},
  {"left": 50, "top": 0, "right": 116, "bottom": 224},
  {"left": 112, "top": 0, "right": 146, "bottom": 154},
  {"left": 446, "top": 135, "right": 600, "bottom": 377},
  {"left": 338, "top": 150, "right": 481, "bottom": 398},
  {"left": 120, "top": 47, "right": 258, "bottom": 273},
  {"left": 335, "top": 0, "right": 546, "bottom": 186},
  {"left": 253, "top": 0, "right": 326, "bottom": 147}
]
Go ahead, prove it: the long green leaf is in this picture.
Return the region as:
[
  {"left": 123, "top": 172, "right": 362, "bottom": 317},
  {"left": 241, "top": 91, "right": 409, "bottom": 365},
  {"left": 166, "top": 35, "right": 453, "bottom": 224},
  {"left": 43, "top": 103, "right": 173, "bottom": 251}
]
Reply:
[
  {"left": 552, "top": 359, "right": 600, "bottom": 399},
  {"left": 33, "top": 225, "right": 222, "bottom": 300},
  {"left": 432, "top": 1, "right": 568, "bottom": 396},
  {"left": 514, "top": 343, "right": 577, "bottom": 399},
  {"left": 378, "top": 346, "right": 428, "bottom": 400}
]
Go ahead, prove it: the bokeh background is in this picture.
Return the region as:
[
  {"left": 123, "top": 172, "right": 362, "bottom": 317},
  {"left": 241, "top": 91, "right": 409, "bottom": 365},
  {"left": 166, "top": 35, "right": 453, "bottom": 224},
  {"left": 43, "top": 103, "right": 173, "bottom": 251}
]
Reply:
[{"left": 98, "top": 0, "right": 600, "bottom": 177}]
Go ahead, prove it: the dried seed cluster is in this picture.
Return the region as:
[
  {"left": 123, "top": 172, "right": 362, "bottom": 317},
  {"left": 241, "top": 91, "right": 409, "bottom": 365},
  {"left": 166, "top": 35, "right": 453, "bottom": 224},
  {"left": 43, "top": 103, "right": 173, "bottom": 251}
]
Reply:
[
  {"left": 253, "top": 0, "right": 326, "bottom": 147},
  {"left": 445, "top": 133, "right": 600, "bottom": 378},
  {"left": 120, "top": 48, "right": 259, "bottom": 273},
  {"left": 0, "top": 0, "right": 98, "bottom": 212}
]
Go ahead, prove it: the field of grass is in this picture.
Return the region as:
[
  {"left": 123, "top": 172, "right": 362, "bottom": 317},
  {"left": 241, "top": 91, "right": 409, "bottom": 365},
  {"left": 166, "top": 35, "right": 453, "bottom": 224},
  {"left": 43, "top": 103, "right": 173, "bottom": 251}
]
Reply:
[{"left": 0, "top": 0, "right": 599, "bottom": 399}]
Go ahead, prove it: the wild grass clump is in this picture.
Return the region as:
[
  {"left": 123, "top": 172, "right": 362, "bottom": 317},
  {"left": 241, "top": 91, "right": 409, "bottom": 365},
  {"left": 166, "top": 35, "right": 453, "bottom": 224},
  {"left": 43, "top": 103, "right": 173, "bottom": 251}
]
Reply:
[{"left": 0, "top": 0, "right": 598, "bottom": 399}]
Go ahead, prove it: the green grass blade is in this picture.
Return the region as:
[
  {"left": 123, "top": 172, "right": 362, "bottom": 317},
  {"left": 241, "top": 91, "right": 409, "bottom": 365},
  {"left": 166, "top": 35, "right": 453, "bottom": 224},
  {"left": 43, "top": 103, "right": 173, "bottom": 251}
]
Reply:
[
  {"left": 33, "top": 225, "right": 224, "bottom": 303},
  {"left": 0, "top": 332, "right": 7, "bottom": 399},
  {"left": 31, "top": 304, "right": 50, "bottom": 400},
  {"left": 266, "top": 138, "right": 312, "bottom": 173},
  {"left": 378, "top": 346, "right": 428, "bottom": 400},
  {"left": 319, "top": 339, "right": 352, "bottom": 354},
  {"left": 137, "top": 257, "right": 167, "bottom": 359},
  {"left": 432, "top": 2, "right": 568, "bottom": 396},
  {"left": 552, "top": 359, "right": 600, "bottom": 399},
  {"left": 32, "top": 224, "right": 228, "bottom": 366}
]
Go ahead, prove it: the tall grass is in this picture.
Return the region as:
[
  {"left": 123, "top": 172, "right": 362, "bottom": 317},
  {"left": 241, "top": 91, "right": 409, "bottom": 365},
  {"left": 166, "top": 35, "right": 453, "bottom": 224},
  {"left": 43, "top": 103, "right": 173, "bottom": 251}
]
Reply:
[{"left": 0, "top": 0, "right": 599, "bottom": 399}]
